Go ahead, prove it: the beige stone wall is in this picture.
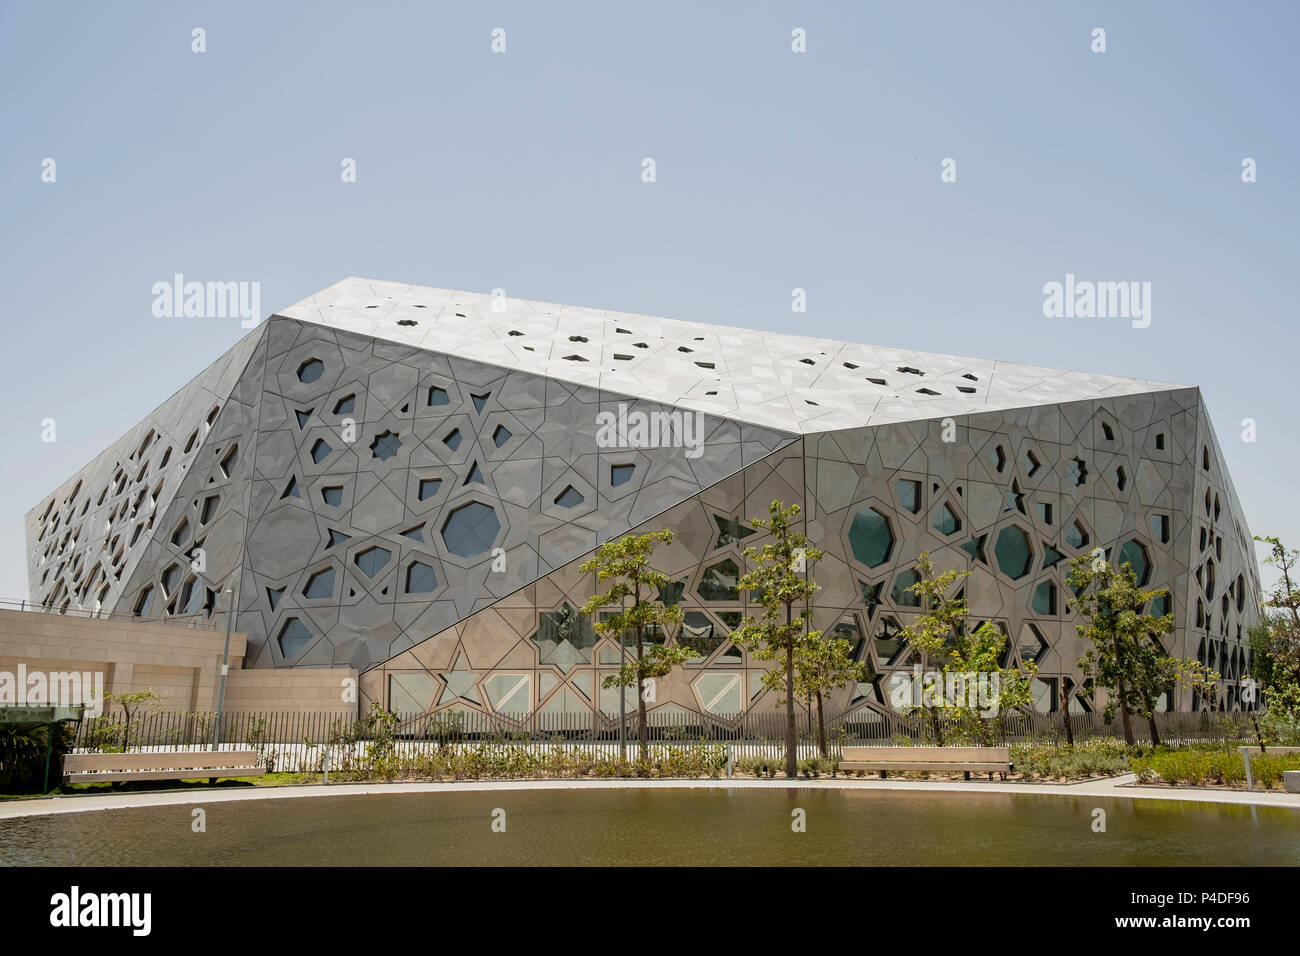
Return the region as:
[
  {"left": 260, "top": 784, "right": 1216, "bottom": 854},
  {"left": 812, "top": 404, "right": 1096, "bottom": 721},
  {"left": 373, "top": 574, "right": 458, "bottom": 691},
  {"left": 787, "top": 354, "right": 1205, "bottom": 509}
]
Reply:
[
  {"left": 0, "top": 608, "right": 355, "bottom": 717},
  {"left": 223, "top": 667, "right": 356, "bottom": 715}
]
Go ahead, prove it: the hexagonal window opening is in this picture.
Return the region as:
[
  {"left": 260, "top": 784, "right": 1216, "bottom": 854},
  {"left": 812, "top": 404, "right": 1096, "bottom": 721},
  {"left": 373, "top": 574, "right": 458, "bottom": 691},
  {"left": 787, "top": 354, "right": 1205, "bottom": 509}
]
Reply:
[
  {"left": 994, "top": 525, "right": 1034, "bottom": 579},
  {"left": 354, "top": 546, "right": 392, "bottom": 578},
  {"left": 1119, "top": 539, "right": 1150, "bottom": 587},
  {"left": 370, "top": 430, "right": 402, "bottom": 461},
  {"left": 297, "top": 359, "right": 324, "bottom": 384},
  {"left": 849, "top": 507, "right": 894, "bottom": 568},
  {"left": 441, "top": 502, "right": 501, "bottom": 559},
  {"left": 697, "top": 559, "right": 740, "bottom": 602}
]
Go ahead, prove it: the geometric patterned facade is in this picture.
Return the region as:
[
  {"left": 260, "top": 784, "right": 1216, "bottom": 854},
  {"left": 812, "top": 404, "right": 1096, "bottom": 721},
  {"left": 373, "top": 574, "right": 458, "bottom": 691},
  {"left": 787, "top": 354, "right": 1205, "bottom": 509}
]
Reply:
[{"left": 26, "top": 278, "right": 1260, "bottom": 722}]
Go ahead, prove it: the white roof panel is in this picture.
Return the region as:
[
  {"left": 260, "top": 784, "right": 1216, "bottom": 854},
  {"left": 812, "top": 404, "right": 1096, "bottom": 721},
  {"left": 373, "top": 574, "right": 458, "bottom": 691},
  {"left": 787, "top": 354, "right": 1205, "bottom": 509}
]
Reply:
[{"left": 276, "top": 277, "right": 1185, "bottom": 435}]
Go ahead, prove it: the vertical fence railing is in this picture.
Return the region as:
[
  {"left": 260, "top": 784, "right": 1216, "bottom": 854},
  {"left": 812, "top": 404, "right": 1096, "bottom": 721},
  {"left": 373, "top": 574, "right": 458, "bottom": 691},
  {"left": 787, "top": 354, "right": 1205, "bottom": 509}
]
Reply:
[{"left": 71, "top": 705, "right": 1253, "bottom": 758}]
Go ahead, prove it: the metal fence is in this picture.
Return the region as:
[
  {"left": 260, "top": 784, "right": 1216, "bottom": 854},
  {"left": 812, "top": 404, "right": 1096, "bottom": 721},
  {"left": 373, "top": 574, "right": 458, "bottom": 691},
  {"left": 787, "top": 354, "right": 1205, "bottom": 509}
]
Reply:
[{"left": 71, "top": 705, "right": 1252, "bottom": 757}]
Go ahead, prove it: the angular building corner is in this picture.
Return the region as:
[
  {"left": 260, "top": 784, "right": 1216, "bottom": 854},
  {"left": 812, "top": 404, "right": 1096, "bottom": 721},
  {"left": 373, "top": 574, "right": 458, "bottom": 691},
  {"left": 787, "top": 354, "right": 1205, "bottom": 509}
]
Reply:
[{"left": 26, "top": 278, "right": 1261, "bottom": 725}]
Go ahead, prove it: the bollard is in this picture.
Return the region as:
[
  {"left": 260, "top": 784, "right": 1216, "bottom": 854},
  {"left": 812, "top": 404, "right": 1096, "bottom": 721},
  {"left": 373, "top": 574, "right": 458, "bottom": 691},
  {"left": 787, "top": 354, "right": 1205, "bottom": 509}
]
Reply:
[
  {"left": 726, "top": 742, "right": 733, "bottom": 779},
  {"left": 323, "top": 746, "right": 330, "bottom": 786},
  {"left": 1240, "top": 746, "right": 1253, "bottom": 791}
]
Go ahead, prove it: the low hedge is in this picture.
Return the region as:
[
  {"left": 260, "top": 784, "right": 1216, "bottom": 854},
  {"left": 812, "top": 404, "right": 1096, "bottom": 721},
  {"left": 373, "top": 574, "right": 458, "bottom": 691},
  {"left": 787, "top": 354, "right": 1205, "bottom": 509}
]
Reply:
[{"left": 1130, "top": 748, "right": 1300, "bottom": 789}]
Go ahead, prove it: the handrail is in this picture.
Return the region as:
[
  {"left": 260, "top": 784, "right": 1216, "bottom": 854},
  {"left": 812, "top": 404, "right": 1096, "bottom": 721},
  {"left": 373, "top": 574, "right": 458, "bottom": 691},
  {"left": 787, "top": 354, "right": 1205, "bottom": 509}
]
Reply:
[{"left": 0, "top": 597, "right": 222, "bottom": 630}]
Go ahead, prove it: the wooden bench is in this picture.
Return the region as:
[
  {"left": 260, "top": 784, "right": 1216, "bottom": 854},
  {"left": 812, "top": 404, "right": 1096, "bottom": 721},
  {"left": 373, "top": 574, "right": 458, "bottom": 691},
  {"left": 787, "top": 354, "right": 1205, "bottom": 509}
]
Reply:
[
  {"left": 839, "top": 746, "right": 1013, "bottom": 781},
  {"left": 62, "top": 750, "right": 266, "bottom": 784}
]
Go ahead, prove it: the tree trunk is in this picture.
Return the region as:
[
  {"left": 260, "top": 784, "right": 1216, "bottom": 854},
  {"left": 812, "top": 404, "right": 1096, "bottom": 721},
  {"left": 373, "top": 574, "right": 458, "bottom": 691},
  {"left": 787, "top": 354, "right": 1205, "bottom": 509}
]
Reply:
[
  {"left": 785, "top": 603, "right": 797, "bottom": 778},
  {"left": 1061, "top": 677, "right": 1074, "bottom": 746},
  {"left": 636, "top": 624, "right": 648, "bottom": 754},
  {"left": 815, "top": 690, "right": 827, "bottom": 757},
  {"left": 1116, "top": 676, "right": 1135, "bottom": 746},
  {"left": 1251, "top": 713, "right": 1266, "bottom": 753}
]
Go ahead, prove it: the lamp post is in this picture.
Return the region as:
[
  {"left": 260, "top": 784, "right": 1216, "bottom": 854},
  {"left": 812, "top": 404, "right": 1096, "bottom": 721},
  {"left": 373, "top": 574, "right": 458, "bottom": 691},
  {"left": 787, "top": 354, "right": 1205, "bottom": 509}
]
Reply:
[{"left": 210, "top": 576, "right": 238, "bottom": 751}]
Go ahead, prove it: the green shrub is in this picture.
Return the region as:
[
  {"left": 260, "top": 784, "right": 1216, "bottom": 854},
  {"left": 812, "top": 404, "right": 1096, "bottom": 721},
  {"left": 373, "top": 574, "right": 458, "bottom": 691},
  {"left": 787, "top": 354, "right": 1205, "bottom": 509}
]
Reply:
[{"left": 1130, "top": 748, "right": 1300, "bottom": 788}]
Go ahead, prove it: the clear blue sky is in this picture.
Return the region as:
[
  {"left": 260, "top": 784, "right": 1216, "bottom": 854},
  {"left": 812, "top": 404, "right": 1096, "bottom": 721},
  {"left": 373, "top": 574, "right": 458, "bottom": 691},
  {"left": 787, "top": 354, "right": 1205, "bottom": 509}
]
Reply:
[{"left": 1, "top": 0, "right": 1295, "bottom": 599}]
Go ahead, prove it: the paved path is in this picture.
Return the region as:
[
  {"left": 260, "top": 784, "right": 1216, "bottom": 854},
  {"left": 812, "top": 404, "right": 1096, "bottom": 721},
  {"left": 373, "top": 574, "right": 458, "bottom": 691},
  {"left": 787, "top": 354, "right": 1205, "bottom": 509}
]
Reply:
[{"left": 2, "top": 773, "right": 1298, "bottom": 820}]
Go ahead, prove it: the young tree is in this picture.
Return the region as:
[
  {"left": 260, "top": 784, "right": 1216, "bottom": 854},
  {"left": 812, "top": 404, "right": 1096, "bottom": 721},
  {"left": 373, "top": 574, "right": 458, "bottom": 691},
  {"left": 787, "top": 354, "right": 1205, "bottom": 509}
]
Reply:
[
  {"left": 900, "top": 553, "right": 1036, "bottom": 745},
  {"left": 110, "top": 688, "right": 162, "bottom": 752},
  {"left": 1247, "top": 536, "right": 1300, "bottom": 746},
  {"left": 794, "top": 632, "right": 866, "bottom": 756},
  {"left": 580, "top": 530, "right": 688, "bottom": 753},
  {"left": 731, "top": 500, "right": 822, "bottom": 778},
  {"left": 1066, "top": 551, "right": 1207, "bottom": 746}
]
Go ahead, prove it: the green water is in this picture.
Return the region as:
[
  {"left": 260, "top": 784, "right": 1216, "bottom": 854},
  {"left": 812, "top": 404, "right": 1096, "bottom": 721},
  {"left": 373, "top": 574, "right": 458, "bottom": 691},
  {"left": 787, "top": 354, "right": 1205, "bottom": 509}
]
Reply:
[{"left": 2, "top": 788, "right": 1297, "bottom": 866}]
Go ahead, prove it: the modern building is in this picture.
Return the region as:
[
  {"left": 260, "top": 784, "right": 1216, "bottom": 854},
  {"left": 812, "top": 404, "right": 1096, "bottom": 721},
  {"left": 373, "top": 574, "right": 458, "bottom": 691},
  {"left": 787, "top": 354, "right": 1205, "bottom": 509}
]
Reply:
[{"left": 25, "top": 278, "right": 1259, "bottom": 726}]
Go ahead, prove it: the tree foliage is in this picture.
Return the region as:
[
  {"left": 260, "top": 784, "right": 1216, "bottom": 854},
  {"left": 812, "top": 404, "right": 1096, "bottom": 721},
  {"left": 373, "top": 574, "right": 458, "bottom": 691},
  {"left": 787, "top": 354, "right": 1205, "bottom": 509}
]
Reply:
[
  {"left": 1066, "top": 552, "right": 1212, "bottom": 746},
  {"left": 580, "top": 529, "right": 688, "bottom": 750},
  {"left": 900, "top": 553, "right": 1037, "bottom": 745},
  {"left": 731, "top": 500, "right": 822, "bottom": 777}
]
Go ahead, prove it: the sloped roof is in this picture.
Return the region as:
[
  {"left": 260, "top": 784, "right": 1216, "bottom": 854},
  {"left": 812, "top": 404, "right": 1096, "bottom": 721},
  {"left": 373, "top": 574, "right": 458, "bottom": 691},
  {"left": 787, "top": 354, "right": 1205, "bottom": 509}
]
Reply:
[{"left": 277, "top": 277, "right": 1185, "bottom": 435}]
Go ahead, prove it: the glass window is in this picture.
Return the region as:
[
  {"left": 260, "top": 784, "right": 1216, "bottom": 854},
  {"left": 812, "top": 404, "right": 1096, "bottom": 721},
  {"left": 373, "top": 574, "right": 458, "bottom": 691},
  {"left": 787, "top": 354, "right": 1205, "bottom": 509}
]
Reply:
[
  {"left": 303, "top": 568, "right": 335, "bottom": 598},
  {"left": 418, "top": 478, "right": 441, "bottom": 501},
  {"left": 297, "top": 359, "right": 324, "bottom": 383},
  {"left": 354, "top": 546, "right": 392, "bottom": 578},
  {"left": 933, "top": 503, "right": 961, "bottom": 536},
  {"left": 610, "top": 464, "right": 635, "bottom": 487},
  {"left": 1119, "top": 539, "right": 1151, "bottom": 586},
  {"left": 493, "top": 425, "right": 512, "bottom": 447},
  {"left": 896, "top": 479, "right": 921, "bottom": 514},
  {"left": 405, "top": 561, "right": 438, "bottom": 594},
  {"left": 697, "top": 559, "right": 740, "bottom": 601},
  {"left": 333, "top": 394, "right": 355, "bottom": 414},
  {"left": 891, "top": 568, "right": 921, "bottom": 607},
  {"left": 994, "top": 525, "right": 1033, "bottom": 579},
  {"left": 311, "top": 439, "right": 332, "bottom": 464},
  {"left": 441, "top": 502, "right": 500, "bottom": 558},
  {"left": 370, "top": 431, "right": 402, "bottom": 460},
  {"left": 713, "top": 515, "right": 756, "bottom": 549},
  {"left": 160, "top": 564, "right": 180, "bottom": 596},
  {"left": 1032, "top": 580, "right": 1057, "bottom": 615},
  {"left": 428, "top": 386, "right": 449, "bottom": 407},
  {"left": 201, "top": 495, "right": 220, "bottom": 524},
  {"left": 554, "top": 485, "right": 584, "bottom": 508},
  {"left": 278, "top": 618, "right": 313, "bottom": 656},
  {"left": 848, "top": 508, "right": 894, "bottom": 568},
  {"left": 322, "top": 486, "right": 343, "bottom": 506}
]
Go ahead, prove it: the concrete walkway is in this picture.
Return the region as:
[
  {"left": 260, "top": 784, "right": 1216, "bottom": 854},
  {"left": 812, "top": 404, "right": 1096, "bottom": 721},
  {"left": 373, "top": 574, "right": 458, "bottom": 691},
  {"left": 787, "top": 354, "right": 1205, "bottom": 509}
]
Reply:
[{"left": 2, "top": 773, "right": 1299, "bottom": 820}]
